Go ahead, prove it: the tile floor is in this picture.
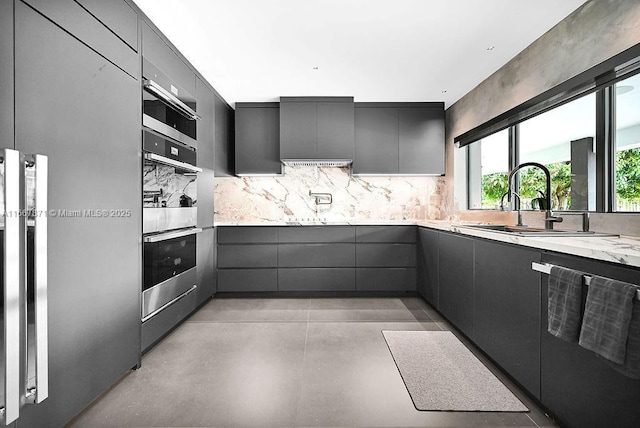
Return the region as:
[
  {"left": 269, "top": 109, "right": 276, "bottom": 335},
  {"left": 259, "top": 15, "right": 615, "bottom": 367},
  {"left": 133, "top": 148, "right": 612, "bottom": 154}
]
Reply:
[{"left": 69, "top": 297, "right": 558, "bottom": 427}]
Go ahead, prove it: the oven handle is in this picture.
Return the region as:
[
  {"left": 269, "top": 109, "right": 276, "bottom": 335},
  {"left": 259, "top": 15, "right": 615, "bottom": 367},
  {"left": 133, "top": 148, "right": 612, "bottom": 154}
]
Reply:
[
  {"left": 144, "top": 152, "right": 202, "bottom": 173},
  {"left": 143, "top": 79, "right": 201, "bottom": 121},
  {"left": 144, "top": 227, "right": 203, "bottom": 243}
]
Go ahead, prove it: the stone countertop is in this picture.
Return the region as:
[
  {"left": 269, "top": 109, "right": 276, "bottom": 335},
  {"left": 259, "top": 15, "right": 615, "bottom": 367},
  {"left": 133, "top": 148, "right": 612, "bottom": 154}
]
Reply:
[
  {"left": 214, "top": 220, "right": 419, "bottom": 226},
  {"left": 417, "top": 221, "right": 640, "bottom": 269}
]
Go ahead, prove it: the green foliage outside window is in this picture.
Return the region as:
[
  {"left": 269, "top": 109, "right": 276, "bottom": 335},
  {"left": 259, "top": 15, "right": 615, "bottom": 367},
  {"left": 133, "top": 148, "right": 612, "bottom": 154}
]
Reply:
[{"left": 615, "top": 147, "right": 640, "bottom": 210}]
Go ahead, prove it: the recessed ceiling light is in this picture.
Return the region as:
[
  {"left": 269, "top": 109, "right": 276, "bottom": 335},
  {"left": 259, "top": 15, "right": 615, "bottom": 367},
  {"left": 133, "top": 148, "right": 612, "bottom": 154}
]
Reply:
[
  {"left": 486, "top": 46, "right": 495, "bottom": 51},
  {"left": 441, "top": 90, "right": 447, "bottom": 93},
  {"left": 616, "top": 85, "right": 634, "bottom": 95},
  {"left": 313, "top": 66, "right": 319, "bottom": 70}
]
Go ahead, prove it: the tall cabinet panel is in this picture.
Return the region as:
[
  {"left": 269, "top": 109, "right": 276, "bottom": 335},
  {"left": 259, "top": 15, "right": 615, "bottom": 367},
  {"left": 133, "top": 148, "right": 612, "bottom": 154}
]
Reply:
[
  {"left": 214, "top": 93, "right": 234, "bottom": 176},
  {"left": 417, "top": 227, "right": 439, "bottom": 308},
  {"left": 399, "top": 106, "right": 444, "bottom": 174},
  {"left": 474, "top": 240, "right": 541, "bottom": 398},
  {"left": 0, "top": 0, "right": 13, "bottom": 150},
  {"left": 235, "top": 103, "right": 281, "bottom": 175},
  {"left": 14, "top": 2, "right": 140, "bottom": 426},
  {"left": 353, "top": 107, "right": 398, "bottom": 174},
  {"left": 438, "top": 232, "right": 474, "bottom": 338}
]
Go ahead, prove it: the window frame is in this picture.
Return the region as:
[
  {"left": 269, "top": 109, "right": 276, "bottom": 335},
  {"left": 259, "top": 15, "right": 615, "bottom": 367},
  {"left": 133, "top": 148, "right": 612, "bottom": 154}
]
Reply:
[{"left": 465, "top": 64, "right": 640, "bottom": 214}]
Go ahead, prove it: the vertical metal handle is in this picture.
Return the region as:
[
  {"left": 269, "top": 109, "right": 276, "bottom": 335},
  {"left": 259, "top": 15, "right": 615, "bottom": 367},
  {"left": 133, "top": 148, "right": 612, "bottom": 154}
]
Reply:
[
  {"left": 3, "top": 148, "right": 25, "bottom": 424},
  {"left": 32, "top": 154, "right": 48, "bottom": 403}
]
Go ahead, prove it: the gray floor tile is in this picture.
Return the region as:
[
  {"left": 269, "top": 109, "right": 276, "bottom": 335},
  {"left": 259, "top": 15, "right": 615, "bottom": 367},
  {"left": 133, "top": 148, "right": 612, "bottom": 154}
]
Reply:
[{"left": 70, "top": 297, "right": 557, "bottom": 428}]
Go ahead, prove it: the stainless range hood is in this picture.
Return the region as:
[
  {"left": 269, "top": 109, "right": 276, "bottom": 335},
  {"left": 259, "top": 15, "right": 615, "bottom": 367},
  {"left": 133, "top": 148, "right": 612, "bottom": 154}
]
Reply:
[{"left": 281, "top": 159, "right": 352, "bottom": 167}]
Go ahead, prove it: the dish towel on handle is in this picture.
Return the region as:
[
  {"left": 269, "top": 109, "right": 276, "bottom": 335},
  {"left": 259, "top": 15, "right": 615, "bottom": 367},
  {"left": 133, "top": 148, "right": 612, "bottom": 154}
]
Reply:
[
  {"left": 548, "top": 266, "right": 585, "bottom": 342},
  {"left": 579, "top": 275, "right": 637, "bottom": 364},
  {"left": 603, "top": 299, "right": 640, "bottom": 379}
]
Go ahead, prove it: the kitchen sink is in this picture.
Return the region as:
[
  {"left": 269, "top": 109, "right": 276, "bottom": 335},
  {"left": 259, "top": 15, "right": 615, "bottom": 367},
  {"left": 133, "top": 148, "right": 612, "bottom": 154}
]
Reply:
[{"left": 458, "top": 224, "right": 618, "bottom": 237}]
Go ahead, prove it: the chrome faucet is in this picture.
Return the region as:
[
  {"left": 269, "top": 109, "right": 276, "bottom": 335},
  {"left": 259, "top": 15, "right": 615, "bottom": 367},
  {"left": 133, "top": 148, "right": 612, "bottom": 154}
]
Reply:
[
  {"left": 500, "top": 191, "right": 524, "bottom": 226},
  {"left": 309, "top": 190, "right": 333, "bottom": 205},
  {"left": 506, "top": 162, "right": 562, "bottom": 230}
]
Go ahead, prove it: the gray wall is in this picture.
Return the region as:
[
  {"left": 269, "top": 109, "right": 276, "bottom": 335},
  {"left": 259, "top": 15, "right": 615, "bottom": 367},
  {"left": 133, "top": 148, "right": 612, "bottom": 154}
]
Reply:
[{"left": 444, "top": 0, "right": 640, "bottom": 231}]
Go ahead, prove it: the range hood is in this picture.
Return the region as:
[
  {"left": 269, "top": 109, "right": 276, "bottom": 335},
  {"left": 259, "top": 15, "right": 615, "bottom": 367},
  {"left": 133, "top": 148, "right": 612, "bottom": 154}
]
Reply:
[{"left": 281, "top": 159, "right": 352, "bottom": 168}]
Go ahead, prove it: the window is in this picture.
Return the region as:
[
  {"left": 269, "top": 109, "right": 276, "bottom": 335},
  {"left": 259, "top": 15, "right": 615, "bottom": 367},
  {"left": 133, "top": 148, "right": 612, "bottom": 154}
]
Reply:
[
  {"left": 614, "top": 73, "right": 640, "bottom": 212},
  {"left": 467, "top": 129, "right": 509, "bottom": 209},
  {"left": 518, "top": 93, "right": 596, "bottom": 211},
  {"left": 465, "top": 67, "right": 640, "bottom": 212}
]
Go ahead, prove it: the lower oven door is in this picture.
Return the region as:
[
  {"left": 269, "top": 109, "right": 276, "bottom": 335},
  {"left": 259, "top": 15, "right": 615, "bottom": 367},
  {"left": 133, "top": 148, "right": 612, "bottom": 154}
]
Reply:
[{"left": 142, "top": 227, "right": 201, "bottom": 321}]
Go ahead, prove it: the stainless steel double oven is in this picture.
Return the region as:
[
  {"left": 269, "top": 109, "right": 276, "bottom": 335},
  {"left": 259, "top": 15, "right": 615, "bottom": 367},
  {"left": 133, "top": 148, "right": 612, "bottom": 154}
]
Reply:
[{"left": 142, "top": 57, "right": 202, "bottom": 322}]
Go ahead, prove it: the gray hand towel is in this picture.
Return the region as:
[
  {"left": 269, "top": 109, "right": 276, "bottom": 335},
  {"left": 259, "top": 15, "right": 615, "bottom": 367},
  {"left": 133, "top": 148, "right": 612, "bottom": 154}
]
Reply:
[
  {"left": 548, "top": 266, "right": 584, "bottom": 342},
  {"left": 603, "top": 299, "right": 640, "bottom": 379},
  {"left": 579, "top": 276, "right": 637, "bottom": 364}
]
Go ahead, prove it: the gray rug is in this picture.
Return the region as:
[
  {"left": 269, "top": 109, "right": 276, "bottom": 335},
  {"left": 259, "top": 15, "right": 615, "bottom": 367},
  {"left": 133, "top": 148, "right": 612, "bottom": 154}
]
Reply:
[{"left": 382, "top": 330, "right": 528, "bottom": 412}]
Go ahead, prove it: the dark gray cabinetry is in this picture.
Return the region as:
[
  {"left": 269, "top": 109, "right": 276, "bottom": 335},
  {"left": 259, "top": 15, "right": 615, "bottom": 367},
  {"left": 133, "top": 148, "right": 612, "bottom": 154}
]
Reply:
[
  {"left": 353, "top": 103, "right": 445, "bottom": 175},
  {"left": 195, "top": 228, "right": 216, "bottom": 306},
  {"left": 141, "top": 20, "right": 195, "bottom": 95},
  {"left": 417, "top": 227, "right": 439, "bottom": 307},
  {"left": 13, "top": 2, "right": 140, "bottom": 425},
  {"left": 235, "top": 103, "right": 281, "bottom": 175},
  {"left": 24, "top": 0, "right": 138, "bottom": 78},
  {"left": 539, "top": 253, "right": 640, "bottom": 428},
  {"left": 438, "top": 232, "right": 474, "bottom": 338},
  {"left": 280, "top": 97, "right": 355, "bottom": 161},
  {"left": 353, "top": 107, "right": 398, "bottom": 174},
  {"left": 217, "top": 226, "right": 417, "bottom": 293},
  {"left": 399, "top": 107, "right": 444, "bottom": 174},
  {"left": 474, "top": 240, "right": 541, "bottom": 398},
  {"left": 214, "top": 93, "right": 235, "bottom": 176},
  {"left": 196, "top": 77, "right": 215, "bottom": 229}
]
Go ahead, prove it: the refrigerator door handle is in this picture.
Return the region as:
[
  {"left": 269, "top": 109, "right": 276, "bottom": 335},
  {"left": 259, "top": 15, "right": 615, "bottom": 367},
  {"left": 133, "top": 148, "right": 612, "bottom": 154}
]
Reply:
[
  {"left": 2, "top": 149, "right": 25, "bottom": 424},
  {"left": 31, "top": 154, "right": 48, "bottom": 404}
]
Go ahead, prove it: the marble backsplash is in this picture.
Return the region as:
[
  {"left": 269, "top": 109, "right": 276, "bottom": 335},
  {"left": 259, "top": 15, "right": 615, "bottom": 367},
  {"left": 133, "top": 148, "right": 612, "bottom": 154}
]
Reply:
[
  {"left": 143, "top": 164, "right": 197, "bottom": 208},
  {"left": 214, "top": 165, "right": 445, "bottom": 223}
]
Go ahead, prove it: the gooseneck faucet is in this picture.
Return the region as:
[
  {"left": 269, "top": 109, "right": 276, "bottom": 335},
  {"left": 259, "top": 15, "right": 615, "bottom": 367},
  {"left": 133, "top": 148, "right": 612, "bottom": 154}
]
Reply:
[{"left": 506, "top": 162, "right": 563, "bottom": 230}]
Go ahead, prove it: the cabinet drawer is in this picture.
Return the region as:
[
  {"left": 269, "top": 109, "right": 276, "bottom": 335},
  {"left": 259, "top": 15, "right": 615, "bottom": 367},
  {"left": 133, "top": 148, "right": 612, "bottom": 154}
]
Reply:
[
  {"left": 278, "top": 244, "right": 355, "bottom": 267},
  {"left": 218, "top": 269, "right": 277, "bottom": 292},
  {"left": 356, "top": 244, "right": 416, "bottom": 267},
  {"left": 278, "top": 268, "right": 355, "bottom": 291},
  {"left": 355, "top": 226, "right": 416, "bottom": 243},
  {"left": 217, "top": 226, "right": 279, "bottom": 244},
  {"left": 278, "top": 226, "right": 355, "bottom": 243},
  {"left": 218, "top": 244, "right": 277, "bottom": 268},
  {"left": 356, "top": 268, "right": 416, "bottom": 291}
]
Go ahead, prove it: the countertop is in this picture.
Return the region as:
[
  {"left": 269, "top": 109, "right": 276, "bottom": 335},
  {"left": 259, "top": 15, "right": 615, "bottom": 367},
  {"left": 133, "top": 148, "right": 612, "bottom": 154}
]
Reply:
[{"left": 215, "top": 219, "right": 640, "bottom": 269}]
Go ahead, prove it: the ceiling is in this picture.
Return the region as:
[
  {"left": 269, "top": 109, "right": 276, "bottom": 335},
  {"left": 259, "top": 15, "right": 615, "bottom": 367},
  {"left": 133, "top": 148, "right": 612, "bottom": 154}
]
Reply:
[{"left": 133, "top": 0, "right": 588, "bottom": 109}]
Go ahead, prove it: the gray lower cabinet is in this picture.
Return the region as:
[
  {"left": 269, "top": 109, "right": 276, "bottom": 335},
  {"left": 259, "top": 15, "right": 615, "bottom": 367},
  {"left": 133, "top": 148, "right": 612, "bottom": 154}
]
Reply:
[
  {"left": 279, "top": 268, "right": 355, "bottom": 291},
  {"left": 438, "top": 232, "right": 474, "bottom": 338},
  {"left": 278, "top": 244, "right": 356, "bottom": 268},
  {"left": 539, "top": 252, "right": 640, "bottom": 428},
  {"left": 235, "top": 103, "right": 281, "bottom": 175},
  {"left": 13, "top": 3, "right": 140, "bottom": 425},
  {"left": 474, "top": 240, "right": 541, "bottom": 399},
  {"left": 195, "top": 228, "right": 216, "bottom": 306},
  {"left": 218, "top": 269, "right": 278, "bottom": 292},
  {"left": 417, "top": 227, "right": 439, "bottom": 308},
  {"left": 217, "top": 226, "right": 417, "bottom": 293},
  {"left": 356, "top": 268, "right": 415, "bottom": 291}
]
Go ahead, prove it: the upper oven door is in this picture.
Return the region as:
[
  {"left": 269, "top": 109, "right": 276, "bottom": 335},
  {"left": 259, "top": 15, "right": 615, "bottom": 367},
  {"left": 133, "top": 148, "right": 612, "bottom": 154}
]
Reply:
[{"left": 142, "top": 57, "right": 199, "bottom": 149}]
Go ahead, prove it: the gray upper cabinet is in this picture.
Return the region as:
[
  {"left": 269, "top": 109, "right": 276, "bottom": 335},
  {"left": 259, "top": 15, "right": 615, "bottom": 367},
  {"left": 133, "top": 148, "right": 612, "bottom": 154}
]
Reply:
[
  {"left": 317, "top": 101, "right": 354, "bottom": 159},
  {"left": 280, "top": 100, "right": 317, "bottom": 159},
  {"left": 196, "top": 77, "right": 215, "bottom": 170},
  {"left": 24, "top": 0, "right": 138, "bottom": 78},
  {"left": 141, "top": 20, "right": 195, "bottom": 95},
  {"left": 353, "top": 103, "right": 445, "bottom": 175},
  {"left": 280, "top": 97, "right": 354, "bottom": 160},
  {"left": 235, "top": 103, "right": 282, "bottom": 175},
  {"left": 399, "top": 106, "right": 445, "bottom": 174},
  {"left": 353, "top": 107, "right": 398, "bottom": 174},
  {"left": 214, "top": 93, "right": 235, "bottom": 176}
]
